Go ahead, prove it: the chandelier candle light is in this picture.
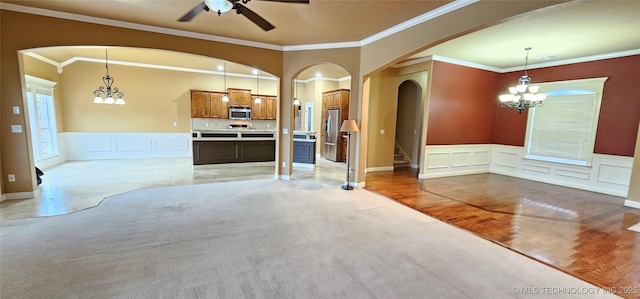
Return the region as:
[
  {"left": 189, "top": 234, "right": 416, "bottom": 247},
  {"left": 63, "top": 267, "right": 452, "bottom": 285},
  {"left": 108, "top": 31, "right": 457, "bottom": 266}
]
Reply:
[
  {"left": 93, "top": 49, "right": 125, "bottom": 105},
  {"left": 499, "top": 47, "right": 547, "bottom": 113}
]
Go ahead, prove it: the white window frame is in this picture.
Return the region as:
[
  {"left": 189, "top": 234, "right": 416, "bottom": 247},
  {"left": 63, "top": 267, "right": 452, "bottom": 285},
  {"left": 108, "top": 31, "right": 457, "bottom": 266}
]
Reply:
[
  {"left": 25, "top": 75, "right": 59, "bottom": 162},
  {"left": 524, "top": 77, "right": 608, "bottom": 167}
]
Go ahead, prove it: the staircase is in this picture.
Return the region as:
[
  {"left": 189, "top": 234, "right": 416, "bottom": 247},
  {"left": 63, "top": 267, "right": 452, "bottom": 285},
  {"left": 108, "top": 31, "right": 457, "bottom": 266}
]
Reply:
[{"left": 393, "top": 143, "right": 411, "bottom": 169}]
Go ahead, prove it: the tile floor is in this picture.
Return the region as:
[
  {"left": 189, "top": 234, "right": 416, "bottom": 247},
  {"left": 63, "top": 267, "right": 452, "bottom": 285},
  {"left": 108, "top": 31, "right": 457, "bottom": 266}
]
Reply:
[{"left": 1, "top": 157, "right": 348, "bottom": 221}]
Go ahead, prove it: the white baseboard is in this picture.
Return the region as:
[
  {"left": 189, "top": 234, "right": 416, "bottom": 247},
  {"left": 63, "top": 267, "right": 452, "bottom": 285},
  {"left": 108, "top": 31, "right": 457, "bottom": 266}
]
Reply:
[
  {"left": 366, "top": 166, "right": 394, "bottom": 173},
  {"left": 2, "top": 190, "right": 37, "bottom": 201},
  {"left": 293, "top": 162, "right": 315, "bottom": 169},
  {"left": 624, "top": 200, "right": 640, "bottom": 210}
]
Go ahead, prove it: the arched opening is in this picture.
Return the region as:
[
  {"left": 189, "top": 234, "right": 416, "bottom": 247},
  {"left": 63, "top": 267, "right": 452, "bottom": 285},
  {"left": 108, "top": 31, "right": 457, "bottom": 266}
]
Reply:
[
  {"left": 394, "top": 80, "right": 422, "bottom": 170},
  {"left": 19, "top": 45, "right": 282, "bottom": 216},
  {"left": 290, "top": 63, "right": 352, "bottom": 185}
]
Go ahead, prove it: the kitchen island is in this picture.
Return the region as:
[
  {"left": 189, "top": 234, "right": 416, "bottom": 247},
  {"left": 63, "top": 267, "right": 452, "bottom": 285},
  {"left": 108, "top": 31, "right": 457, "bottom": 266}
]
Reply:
[
  {"left": 293, "top": 131, "right": 317, "bottom": 164},
  {"left": 192, "top": 129, "right": 276, "bottom": 165}
]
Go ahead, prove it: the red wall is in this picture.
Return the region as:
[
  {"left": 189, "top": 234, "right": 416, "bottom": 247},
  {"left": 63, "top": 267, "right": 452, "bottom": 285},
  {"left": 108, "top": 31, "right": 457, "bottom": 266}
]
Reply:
[
  {"left": 426, "top": 61, "right": 499, "bottom": 145},
  {"left": 493, "top": 55, "right": 640, "bottom": 157}
]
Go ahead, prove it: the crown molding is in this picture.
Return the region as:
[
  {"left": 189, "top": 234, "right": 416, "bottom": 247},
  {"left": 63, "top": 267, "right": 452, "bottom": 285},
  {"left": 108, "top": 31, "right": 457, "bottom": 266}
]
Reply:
[{"left": 395, "top": 49, "right": 640, "bottom": 73}]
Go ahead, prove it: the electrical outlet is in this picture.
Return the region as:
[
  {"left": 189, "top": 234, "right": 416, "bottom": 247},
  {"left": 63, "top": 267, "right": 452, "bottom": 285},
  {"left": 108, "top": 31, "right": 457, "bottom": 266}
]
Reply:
[
  {"left": 173, "top": 122, "right": 177, "bottom": 127},
  {"left": 282, "top": 162, "right": 286, "bottom": 168},
  {"left": 8, "top": 174, "right": 16, "bottom": 182}
]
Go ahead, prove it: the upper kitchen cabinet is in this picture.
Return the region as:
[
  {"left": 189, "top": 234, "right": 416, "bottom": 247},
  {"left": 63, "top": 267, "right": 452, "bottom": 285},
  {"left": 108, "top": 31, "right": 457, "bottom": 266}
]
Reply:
[
  {"left": 191, "top": 90, "right": 228, "bottom": 119},
  {"left": 191, "top": 90, "right": 211, "bottom": 118},
  {"left": 228, "top": 88, "right": 252, "bottom": 108},
  {"left": 251, "top": 95, "right": 277, "bottom": 120}
]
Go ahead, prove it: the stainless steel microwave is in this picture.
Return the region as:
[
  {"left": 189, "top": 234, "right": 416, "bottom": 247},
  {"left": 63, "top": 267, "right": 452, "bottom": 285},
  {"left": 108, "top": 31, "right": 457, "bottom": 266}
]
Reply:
[{"left": 229, "top": 108, "right": 251, "bottom": 120}]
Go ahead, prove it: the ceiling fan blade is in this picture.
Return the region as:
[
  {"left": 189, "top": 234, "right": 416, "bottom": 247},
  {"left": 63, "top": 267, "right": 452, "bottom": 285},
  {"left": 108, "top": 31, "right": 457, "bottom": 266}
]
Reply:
[
  {"left": 178, "top": 2, "right": 208, "bottom": 22},
  {"left": 259, "top": 0, "right": 309, "bottom": 3},
  {"left": 234, "top": 3, "right": 275, "bottom": 31}
]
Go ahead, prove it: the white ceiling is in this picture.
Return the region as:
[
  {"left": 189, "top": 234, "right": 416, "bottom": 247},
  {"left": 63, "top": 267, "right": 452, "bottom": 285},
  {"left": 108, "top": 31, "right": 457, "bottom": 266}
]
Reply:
[{"left": 6, "top": 0, "right": 640, "bottom": 79}]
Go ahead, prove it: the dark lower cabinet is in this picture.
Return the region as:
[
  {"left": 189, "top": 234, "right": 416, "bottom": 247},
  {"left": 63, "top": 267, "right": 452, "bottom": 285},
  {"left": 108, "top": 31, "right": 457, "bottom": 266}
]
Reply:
[
  {"left": 193, "top": 140, "right": 275, "bottom": 165},
  {"left": 293, "top": 140, "right": 316, "bottom": 164}
]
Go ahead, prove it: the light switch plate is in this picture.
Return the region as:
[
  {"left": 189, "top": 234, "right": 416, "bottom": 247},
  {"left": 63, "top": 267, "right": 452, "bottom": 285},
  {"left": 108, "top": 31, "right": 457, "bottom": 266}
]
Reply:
[
  {"left": 11, "top": 125, "right": 23, "bottom": 133},
  {"left": 380, "top": 129, "right": 385, "bottom": 134},
  {"left": 12, "top": 106, "right": 20, "bottom": 114},
  {"left": 283, "top": 128, "right": 288, "bottom": 134}
]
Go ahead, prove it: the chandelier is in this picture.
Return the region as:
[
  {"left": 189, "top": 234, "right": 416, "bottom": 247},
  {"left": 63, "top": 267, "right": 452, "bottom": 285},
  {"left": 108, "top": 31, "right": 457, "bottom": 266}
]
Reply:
[
  {"left": 498, "top": 47, "right": 546, "bottom": 113},
  {"left": 254, "top": 70, "right": 261, "bottom": 104},
  {"left": 93, "top": 49, "right": 125, "bottom": 105}
]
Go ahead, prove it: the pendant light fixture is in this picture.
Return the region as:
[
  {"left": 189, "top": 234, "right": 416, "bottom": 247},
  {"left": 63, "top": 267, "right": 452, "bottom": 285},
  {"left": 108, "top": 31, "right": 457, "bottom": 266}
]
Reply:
[
  {"left": 498, "top": 47, "right": 547, "bottom": 113},
  {"left": 293, "top": 79, "right": 301, "bottom": 106},
  {"left": 93, "top": 49, "right": 125, "bottom": 105},
  {"left": 221, "top": 62, "right": 229, "bottom": 102},
  {"left": 254, "top": 70, "right": 262, "bottom": 104}
]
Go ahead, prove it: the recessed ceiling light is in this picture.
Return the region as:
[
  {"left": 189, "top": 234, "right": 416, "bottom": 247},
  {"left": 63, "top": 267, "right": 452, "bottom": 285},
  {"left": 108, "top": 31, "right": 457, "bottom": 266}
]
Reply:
[
  {"left": 252, "top": 69, "right": 259, "bottom": 75},
  {"left": 217, "top": 65, "right": 224, "bottom": 71},
  {"left": 537, "top": 55, "right": 556, "bottom": 60},
  {"left": 315, "top": 72, "right": 322, "bottom": 77}
]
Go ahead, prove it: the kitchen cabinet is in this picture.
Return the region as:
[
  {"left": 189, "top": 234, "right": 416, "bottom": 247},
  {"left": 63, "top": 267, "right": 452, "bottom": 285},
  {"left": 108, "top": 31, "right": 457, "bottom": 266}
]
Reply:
[
  {"left": 320, "top": 89, "right": 350, "bottom": 161},
  {"left": 191, "top": 90, "right": 211, "bottom": 118},
  {"left": 251, "top": 95, "right": 277, "bottom": 120},
  {"left": 191, "top": 90, "right": 228, "bottom": 119},
  {"left": 228, "top": 88, "right": 252, "bottom": 108},
  {"left": 193, "top": 140, "right": 275, "bottom": 164}
]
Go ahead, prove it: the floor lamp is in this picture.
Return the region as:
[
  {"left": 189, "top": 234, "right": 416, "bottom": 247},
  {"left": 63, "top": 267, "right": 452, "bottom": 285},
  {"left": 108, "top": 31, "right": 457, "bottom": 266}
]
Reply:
[{"left": 340, "top": 120, "right": 359, "bottom": 190}]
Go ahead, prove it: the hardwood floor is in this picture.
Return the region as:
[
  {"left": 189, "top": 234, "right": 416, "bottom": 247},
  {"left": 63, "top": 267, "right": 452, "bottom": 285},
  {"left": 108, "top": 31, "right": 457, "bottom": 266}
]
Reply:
[{"left": 365, "top": 169, "right": 640, "bottom": 299}]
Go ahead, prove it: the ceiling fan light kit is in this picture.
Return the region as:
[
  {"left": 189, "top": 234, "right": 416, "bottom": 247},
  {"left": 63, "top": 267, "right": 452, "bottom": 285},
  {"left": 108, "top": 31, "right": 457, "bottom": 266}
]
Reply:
[{"left": 178, "top": 0, "right": 309, "bottom": 31}]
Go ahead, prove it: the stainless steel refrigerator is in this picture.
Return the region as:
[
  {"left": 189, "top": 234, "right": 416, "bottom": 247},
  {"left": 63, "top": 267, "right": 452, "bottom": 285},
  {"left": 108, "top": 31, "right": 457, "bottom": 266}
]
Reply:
[{"left": 324, "top": 109, "right": 341, "bottom": 161}]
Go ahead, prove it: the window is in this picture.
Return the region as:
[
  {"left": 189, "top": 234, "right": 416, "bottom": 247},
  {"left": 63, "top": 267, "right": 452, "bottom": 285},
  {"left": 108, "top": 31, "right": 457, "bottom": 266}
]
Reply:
[
  {"left": 524, "top": 77, "right": 607, "bottom": 166},
  {"left": 25, "top": 75, "right": 59, "bottom": 161}
]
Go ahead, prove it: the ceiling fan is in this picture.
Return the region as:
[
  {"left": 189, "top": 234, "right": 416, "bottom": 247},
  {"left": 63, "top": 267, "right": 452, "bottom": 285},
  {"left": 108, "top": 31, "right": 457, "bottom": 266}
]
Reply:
[{"left": 179, "top": 0, "right": 309, "bottom": 31}]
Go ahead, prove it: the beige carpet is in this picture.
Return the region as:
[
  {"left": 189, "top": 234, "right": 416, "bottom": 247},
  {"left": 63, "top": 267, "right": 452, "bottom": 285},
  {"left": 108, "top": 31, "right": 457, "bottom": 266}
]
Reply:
[{"left": 0, "top": 180, "right": 618, "bottom": 298}]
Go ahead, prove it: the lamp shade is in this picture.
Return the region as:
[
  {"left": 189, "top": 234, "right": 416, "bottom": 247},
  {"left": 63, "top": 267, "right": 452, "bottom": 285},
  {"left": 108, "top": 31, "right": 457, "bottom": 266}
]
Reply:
[{"left": 340, "top": 120, "right": 359, "bottom": 132}]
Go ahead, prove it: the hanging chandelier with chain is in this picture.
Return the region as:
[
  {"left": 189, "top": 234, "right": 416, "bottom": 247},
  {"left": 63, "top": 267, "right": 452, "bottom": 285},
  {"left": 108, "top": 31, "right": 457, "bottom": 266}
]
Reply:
[
  {"left": 498, "top": 47, "right": 547, "bottom": 113},
  {"left": 93, "top": 49, "right": 125, "bottom": 105}
]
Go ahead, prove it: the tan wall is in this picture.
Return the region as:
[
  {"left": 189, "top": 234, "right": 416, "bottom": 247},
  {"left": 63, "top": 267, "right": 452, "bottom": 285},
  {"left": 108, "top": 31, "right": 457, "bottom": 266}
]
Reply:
[
  {"left": 366, "top": 68, "right": 399, "bottom": 168},
  {"left": 59, "top": 61, "right": 277, "bottom": 133}
]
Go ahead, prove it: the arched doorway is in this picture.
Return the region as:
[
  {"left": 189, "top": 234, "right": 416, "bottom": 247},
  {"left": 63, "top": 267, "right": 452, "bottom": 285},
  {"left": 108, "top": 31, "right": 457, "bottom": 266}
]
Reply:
[
  {"left": 394, "top": 80, "right": 422, "bottom": 169},
  {"left": 290, "top": 63, "right": 352, "bottom": 184}
]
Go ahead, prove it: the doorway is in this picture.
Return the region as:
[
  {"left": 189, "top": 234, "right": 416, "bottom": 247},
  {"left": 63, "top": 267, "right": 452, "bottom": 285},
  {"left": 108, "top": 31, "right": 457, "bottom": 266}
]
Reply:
[{"left": 394, "top": 81, "right": 422, "bottom": 169}]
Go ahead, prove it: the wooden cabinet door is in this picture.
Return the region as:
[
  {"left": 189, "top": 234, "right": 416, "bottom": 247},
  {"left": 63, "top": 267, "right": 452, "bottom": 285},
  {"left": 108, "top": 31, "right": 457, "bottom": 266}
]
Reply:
[
  {"left": 228, "top": 88, "right": 252, "bottom": 108},
  {"left": 220, "top": 98, "right": 229, "bottom": 119},
  {"left": 241, "top": 92, "right": 253, "bottom": 107},
  {"left": 251, "top": 96, "right": 265, "bottom": 120},
  {"left": 322, "top": 93, "right": 332, "bottom": 110},
  {"left": 332, "top": 91, "right": 342, "bottom": 108},
  {"left": 191, "top": 90, "right": 211, "bottom": 118},
  {"left": 266, "top": 97, "right": 276, "bottom": 120},
  {"left": 210, "top": 93, "right": 222, "bottom": 118}
]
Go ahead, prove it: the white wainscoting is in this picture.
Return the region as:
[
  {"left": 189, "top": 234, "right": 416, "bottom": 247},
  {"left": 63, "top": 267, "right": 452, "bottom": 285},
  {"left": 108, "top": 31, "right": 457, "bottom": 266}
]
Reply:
[
  {"left": 64, "top": 132, "right": 192, "bottom": 160},
  {"left": 490, "top": 145, "right": 632, "bottom": 197},
  {"left": 417, "top": 144, "right": 633, "bottom": 197},
  {"left": 420, "top": 144, "right": 493, "bottom": 179}
]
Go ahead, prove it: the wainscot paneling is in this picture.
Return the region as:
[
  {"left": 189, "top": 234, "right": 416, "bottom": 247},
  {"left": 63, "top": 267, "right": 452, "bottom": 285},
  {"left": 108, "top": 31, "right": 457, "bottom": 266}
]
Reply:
[
  {"left": 64, "top": 132, "right": 192, "bottom": 160},
  {"left": 490, "top": 145, "right": 632, "bottom": 197},
  {"left": 417, "top": 144, "right": 632, "bottom": 197},
  {"left": 420, "top": 144, "right": 493, "bottom": 179}
]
